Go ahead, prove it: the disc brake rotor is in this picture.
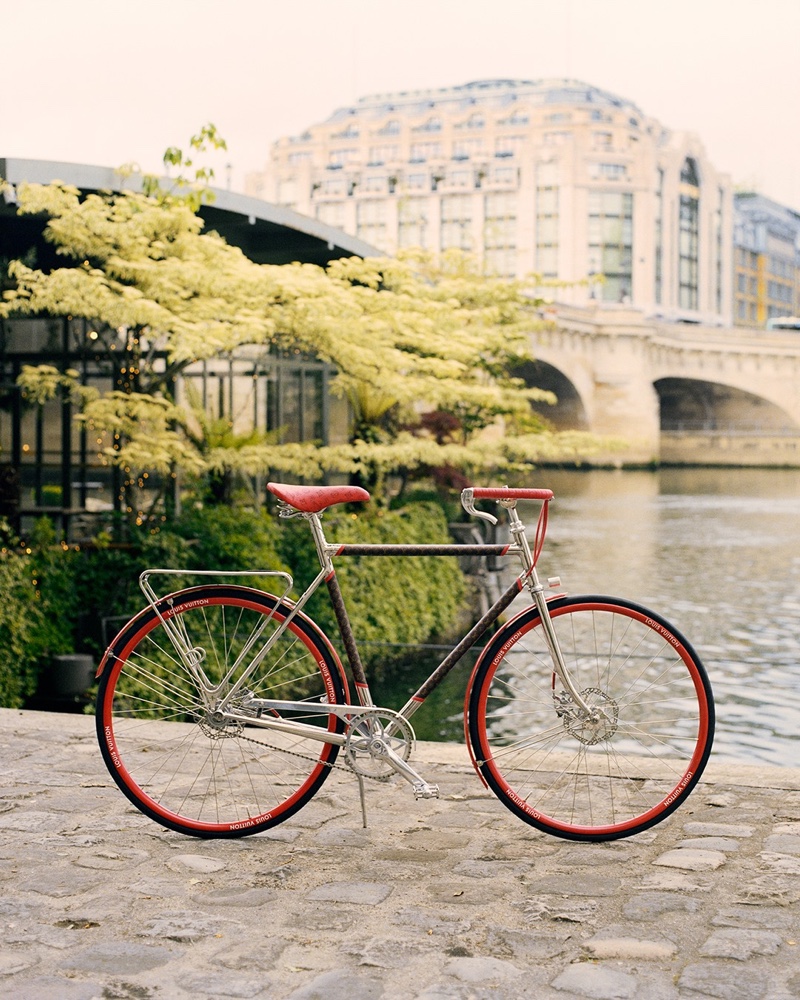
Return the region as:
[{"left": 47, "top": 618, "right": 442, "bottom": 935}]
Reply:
[{"left": 560, "top": 687, "right": 619, "bottom": 745}]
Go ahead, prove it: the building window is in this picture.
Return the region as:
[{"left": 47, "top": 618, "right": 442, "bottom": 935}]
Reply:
[
  {"left": 410, "top": 141, "right": 443, "bottom": 162},
  {"left": 321, "top": 178, "right": 347, "bottom": 196},
  {"left": 456, "top": 112, "right": 485, "bottom": 129},
  {"left": 678, "top": 157, "right": 700, "bottom": 310},
  {"left": 414, "top": 116, "right": 442, "bottom": 132},
  {"left": 368, "top": 144, "right": 400, "bottom": 164},
  {"left": 356, "top": 200, "right": 388, "bottom": 250},
  {"left": 328, "top": 148, "right": 359, "bottom": 167},
  {"left": 440, "top": 194, "right": 473, "bottom": 251},
  {"left": 655, "top": 168, "right": 664, "bottom": 305},
  {"left": 398, "top": 198, "right": 429, "bottom": 249},
  {"left": 316, "top": 202, "right": 345, "bottom": 228},
  {"left": 587, "top": 190, "right": 634, "bottom": 302},
  {"left": 491, "top": 165, "right": 518, "bottom": 186},
  {"left": 495, "top": 135, "right": 525, "bottom": 156},
  {"left": 452, "top": 138, "right": 484, "bottom": 159},
  {"left": 484, "top": 192, "right": 516, "bottom": 277},
  {"left": 589, "top": 163, "right": 627, "bottom": 180},
  {"left": 406, "top": 172, "right": 428, "bottom": 190},
  {"left": 536, "top": 180, "right": 559, "bottom": 278},
  {"left": 446, "top": 169, "right": 472, "bottom": 188},
  {"left": 362, "top": 175, "right": 387, "bottom": 193},
  {"left": 263, "top": 358, "right": 335, "bottom": 446},
  {"left": 498, "top": 111, "right": 529, "bottom": 126},
  {"left": 543, "top": 131, "right": 571, "bottom": 146},
  {"left": 332, "top": 125, "right": 359, "bottom": 140}
]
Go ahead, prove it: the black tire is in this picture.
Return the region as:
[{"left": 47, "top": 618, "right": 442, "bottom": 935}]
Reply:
[
  {"left": 467, "top": 595, "right": 714, "bottom": 841},
  {"left": 96, "top": 586, "right": 348, "bottom": 837}
]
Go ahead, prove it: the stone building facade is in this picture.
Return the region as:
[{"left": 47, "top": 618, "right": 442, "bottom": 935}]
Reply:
[{"left": 247, "top": 78, "right": 733, "bottom": 326}]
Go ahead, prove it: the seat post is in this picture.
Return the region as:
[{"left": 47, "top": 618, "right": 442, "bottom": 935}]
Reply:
[{"left": 307, "top": 512, "right": 336, "bottom": 577}]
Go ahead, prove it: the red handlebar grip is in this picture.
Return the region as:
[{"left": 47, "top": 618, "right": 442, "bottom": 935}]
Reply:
[{"left": 471, "top": 487, "right": 554, "bottom": 502}]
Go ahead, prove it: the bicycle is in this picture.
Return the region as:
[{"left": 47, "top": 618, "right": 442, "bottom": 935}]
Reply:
[{"left": 95, "top": 483, "right": 715, "bottom": 843}]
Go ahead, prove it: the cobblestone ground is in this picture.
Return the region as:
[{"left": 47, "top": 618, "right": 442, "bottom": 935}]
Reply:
[{"left": 1, "top": 708, "right": 799, "bottom": 1000}]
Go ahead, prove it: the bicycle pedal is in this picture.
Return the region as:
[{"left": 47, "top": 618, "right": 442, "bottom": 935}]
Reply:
[{"left": 413, "top": 782, "right": 440, "bottom": 800}]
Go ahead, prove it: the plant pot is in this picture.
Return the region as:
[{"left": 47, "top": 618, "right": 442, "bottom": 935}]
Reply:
[{"left": 48, "top": 655, "right": 96, "bottom": 698}]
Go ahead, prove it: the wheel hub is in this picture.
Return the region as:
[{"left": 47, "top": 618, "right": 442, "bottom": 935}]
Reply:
[
  {"left": 556, "top": 687, "right": 619, "bottom": 745},
  {"left": 199, "top": 710, "right": 244, "bottom": 740}
]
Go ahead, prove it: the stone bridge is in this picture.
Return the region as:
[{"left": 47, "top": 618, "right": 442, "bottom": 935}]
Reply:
[{"left": 523, "top": 304, "right": 800, "bottom": 467}]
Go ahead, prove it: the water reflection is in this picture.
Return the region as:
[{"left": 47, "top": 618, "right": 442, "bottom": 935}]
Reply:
[
  {"left": 517, "top": 467, "right": 800, "bottom": 767},
  {"left": 377, "top": 468, "right": 800, "bottom": 767}
]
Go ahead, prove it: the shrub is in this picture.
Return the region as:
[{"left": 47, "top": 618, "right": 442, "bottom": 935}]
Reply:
[
  {"left": 0, "top": 520, "right": 78, "bottom": 707},
  {"left": 171, "top": 505, "right": 286, "bottom": 577},
  {"left": 0, "top": 501, "right": 470, "bottom": 707},
  {"left": 277, "top": 501, "right": 467, "bottom": 674}
]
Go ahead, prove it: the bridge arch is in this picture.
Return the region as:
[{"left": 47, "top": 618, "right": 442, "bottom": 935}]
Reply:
[
  {"left": 515, "top": 359, "right": 589, "bottom": 430},
  {"left": 655, "top": 377, "right": 799, "bottom": 433},
  {"left": 528, "top": 305, "right": 800, "bottom": 465}
]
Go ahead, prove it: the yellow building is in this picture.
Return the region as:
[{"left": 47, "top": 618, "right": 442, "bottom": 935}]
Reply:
[{"left": 733, "top": 192, "right": 800, "bottom": 329}]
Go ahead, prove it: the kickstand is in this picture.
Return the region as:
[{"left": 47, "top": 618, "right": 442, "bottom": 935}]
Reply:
[{"left": 355, "top": 772, "right": 369, "bottom": 829}]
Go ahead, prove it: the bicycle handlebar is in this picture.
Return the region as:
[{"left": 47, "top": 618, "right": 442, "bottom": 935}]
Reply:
[{"left": 465, "top": 487, "right": 554, "bottom": 502}]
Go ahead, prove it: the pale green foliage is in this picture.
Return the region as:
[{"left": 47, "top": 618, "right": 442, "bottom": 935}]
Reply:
[
  {"left": 3, "top": 184, "right": 279, "bottom": 362},
  {"left": 1, "top": 137, "right": 610, "bottom": 495},
  {"left": 16, "top": 364, "right": 98, "bottom": 408},
  {"left": 84, "top": 391, "right": 209, "bottom": 475},
  {"left": 132, "top": 123, "right": 229, "bottom": 211}
]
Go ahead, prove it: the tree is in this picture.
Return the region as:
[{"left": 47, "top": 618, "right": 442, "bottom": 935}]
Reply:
[{"left": 1, "top": 131, "right": 602, "bottom": 516}]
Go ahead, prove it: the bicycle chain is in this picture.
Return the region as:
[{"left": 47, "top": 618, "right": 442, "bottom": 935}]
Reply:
[
  {"left": 196, "top": 702, "right": 410, "bottom": 784},
  {"left": 231, "top": 726, "right": 395, "bottom": 783}
]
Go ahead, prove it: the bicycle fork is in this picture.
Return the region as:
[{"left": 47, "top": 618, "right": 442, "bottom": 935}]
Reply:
[{"left": 504, "top": 504, "right": 594, "bottom": 718}]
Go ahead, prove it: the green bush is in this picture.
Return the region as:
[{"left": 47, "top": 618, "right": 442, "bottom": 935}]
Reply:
[
  {"left": 277, "top": 501, "right": 467, "bottom": 673},
  {"left": 171, "top": 505, "right": 286, "bottom": 577},
  {"left": 0, "top": 502, "right": 470, "bottom": 707},
  {"left": 70, "top": 506, "right": 287, "bottom": 658},
  {"left": 0, "top": 520, "right": 78, "bottom": 707}
]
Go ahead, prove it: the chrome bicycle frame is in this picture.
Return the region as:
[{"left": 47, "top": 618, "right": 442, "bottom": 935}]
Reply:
[{"left": 136, "top": 490, "right": 590, "bottom": 794}]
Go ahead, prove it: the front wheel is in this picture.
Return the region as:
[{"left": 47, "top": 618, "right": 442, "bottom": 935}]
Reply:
[
  {"left": 466, "top": 596, "right": 714, "bottom": 841},
  {"left": 96, "top": 586, "right": 349, "bottom": 838}
]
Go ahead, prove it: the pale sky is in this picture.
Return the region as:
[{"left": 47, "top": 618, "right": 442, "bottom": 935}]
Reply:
[{"left": 3, "top": 0, "right": 800, "bottom": 211}]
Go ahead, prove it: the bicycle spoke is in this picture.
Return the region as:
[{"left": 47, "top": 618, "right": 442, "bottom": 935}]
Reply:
[
  {"left": 468, "top": 597, "right": 713, "bottom": 840},
  {"left": 97, "top": 587, "right": 347, "bottom": 837}
]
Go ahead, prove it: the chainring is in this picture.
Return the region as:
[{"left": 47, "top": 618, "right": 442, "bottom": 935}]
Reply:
[{"left": 344, "top": 708, "right": 416, "bottom": 780}]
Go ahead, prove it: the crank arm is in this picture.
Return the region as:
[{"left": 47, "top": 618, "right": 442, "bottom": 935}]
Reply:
[{"left": 376, "top": 742, "right": 439, "bottom": 799}]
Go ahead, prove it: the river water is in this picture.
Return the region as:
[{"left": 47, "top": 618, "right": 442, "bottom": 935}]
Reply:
[{"left": 375, "top": 467, "right": 800, "bottom": 767}]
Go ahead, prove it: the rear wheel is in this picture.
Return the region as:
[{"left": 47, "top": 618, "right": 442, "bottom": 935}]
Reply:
[
  {"left": 467, "top": 596, "right": 714, "bottom": 841},
  {"left": 96, "top": 586, "right": 348, "bottom": 837}
]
